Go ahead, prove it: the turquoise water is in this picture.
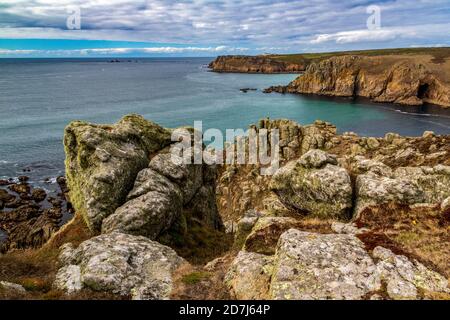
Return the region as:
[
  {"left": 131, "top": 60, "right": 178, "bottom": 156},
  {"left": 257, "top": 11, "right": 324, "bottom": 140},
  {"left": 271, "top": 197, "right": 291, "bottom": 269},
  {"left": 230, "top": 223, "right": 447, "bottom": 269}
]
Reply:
[{"left": 1, "top": 57, "right": 450, "bottom": 186}]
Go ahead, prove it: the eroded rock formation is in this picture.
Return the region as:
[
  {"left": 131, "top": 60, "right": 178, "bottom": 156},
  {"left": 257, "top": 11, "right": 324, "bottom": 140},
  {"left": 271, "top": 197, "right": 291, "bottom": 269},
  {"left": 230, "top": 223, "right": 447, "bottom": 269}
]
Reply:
[
  {"left": 270, "top": 150, "right": 353, "bottom": 219},
  {"left": 266, "top": 55, "right": 450, "bottom": 107}
]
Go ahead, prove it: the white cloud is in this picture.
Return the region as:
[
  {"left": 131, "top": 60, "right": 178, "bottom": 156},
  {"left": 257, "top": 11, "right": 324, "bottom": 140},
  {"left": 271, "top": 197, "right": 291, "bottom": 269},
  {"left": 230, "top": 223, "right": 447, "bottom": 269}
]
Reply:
[
  {"left": 310, "top": 23, "right": 450, "bottom": 44},
  {"left": 0, "top": 45, "right": 249, "bottom": 56},
  {"left": 1, "top": 0, "right": 450, "bottom": 52}
]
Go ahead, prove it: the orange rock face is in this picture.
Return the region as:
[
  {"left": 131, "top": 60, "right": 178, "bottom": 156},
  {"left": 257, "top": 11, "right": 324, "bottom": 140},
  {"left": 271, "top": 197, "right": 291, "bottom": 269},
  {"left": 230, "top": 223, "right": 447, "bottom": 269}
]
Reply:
[{"left": 285, "top": 55, "right": 450, "bottom": 108}]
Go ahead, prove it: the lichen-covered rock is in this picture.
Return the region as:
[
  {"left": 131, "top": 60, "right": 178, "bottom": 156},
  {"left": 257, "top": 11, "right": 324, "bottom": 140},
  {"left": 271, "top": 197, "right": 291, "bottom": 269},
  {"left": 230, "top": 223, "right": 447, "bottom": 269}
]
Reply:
[
  {"left": 366, "top": 137, "right": 381, "bottom": 150},
  {"left": 373, "top": 246, "right": 449, "bottom": 300},
  {"left": 348, "top": 156, "right": 393, "bottom": 176},
  {"left": 394, "top": 165, "right": 450, "bottom": 203},
  {"left": 54, "top": 232, "right": 185, "bottom": 300},
  {"left": 331, "top": 222, "right": 368, "bottom": 235},
  {"left": 101, "top": 149, "right": 222, "bottom": 238},
  {"left": 149, "top": 152, "right": 203, "bottom": 205},
  {"left": 298, "top": 149, "right": 337, "bottom": 169},
  {"left": 101, "top": 170, "right": 183, "bottom": 239},
  {"left": 225, "top": 251, "right": 273, "bottom": 300},
  {"left": 64, "top": 114, "right": 172, "bottom": 231},
  {"left": 270, "top": 229, "right": 381, "bottom": 300},
  {"left": 355, "top": 174, "right": 424, "bottom": 215},
  {"left": 442, "top": 197, "right": 450, "bottom": 212},
  {"left": 0, "top": 281, "right": 26, "bottom": 293},
  {"left": 355, "top": 165, "right": 450, "bottom": 216},
  {"left": 225, "top": 228, "right": 450, "bottom": 300},
  {"left": 300, "top": 127, "right": 325, "bottom": 154},
  {"left": 271, "top": 151, "right": 352, "bottom": 219},
  {"left": 233, "top": 210, "right": 263, "bottom": 250}
]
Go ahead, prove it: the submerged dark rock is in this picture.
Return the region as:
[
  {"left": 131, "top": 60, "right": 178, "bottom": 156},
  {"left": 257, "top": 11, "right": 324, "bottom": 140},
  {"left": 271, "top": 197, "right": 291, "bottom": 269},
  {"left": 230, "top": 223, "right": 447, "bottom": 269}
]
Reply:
[
  {"left": 240, "top": 88, "right": 257, "bottom": 93},
  {"left": 0, "top": 176, "right": 71, "bottom": 253}
]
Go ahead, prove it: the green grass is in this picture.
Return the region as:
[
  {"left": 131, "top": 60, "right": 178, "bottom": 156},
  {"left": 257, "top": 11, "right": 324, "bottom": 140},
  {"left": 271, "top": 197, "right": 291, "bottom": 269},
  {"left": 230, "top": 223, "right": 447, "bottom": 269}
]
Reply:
[
  {"left": 266, "top": 47, "right": 450, "bottom": 65},
  {"left": 181, "top": 271, "right": 211, "bottom": 285}
]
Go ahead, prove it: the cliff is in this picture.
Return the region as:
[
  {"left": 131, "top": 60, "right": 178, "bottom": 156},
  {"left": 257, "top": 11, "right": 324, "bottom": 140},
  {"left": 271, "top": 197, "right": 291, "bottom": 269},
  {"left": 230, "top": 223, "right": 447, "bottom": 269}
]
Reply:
[
  {"left": 266, "top": 54, "right": 450, "bottom": 107},
  {"left": 208, "top": 55, "right": 304, "bottom": 73}
]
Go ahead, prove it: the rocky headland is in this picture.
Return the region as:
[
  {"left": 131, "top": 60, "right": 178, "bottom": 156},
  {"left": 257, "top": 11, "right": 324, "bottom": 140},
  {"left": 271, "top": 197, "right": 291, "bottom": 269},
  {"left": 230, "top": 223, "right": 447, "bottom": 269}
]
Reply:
[
  {"left": 209, "top": 48, "right": 450, "bottom": 108},
  {"left": 208, "top": 55, "right": 304, "bottom": 73},
  {"left": 1, "top": 115, "right": 449, "bottom": 300},
  {"left": 265, "top": 54, "right": 450, "bottom": 107}
]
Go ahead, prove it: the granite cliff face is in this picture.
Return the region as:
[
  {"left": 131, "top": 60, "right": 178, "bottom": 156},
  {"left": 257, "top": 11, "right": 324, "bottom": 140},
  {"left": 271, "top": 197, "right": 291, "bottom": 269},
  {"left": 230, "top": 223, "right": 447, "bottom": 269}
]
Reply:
[
  {"left": 209, "top": 55, "right": 304, "bottom": 73},
  {"left": 268, "top": 55, "right": 450, "bottom": 107}
]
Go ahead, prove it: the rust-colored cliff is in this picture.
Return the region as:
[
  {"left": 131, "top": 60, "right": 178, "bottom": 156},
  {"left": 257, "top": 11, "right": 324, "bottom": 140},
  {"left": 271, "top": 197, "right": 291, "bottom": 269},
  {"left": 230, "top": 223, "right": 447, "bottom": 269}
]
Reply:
[{"left": 268, "top": 54, "right": 450, "bottom": 108}]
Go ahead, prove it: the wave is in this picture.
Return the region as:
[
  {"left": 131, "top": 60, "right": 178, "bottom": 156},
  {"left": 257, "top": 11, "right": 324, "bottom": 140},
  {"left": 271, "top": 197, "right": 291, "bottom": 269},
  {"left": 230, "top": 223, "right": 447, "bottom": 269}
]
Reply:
[
  {"left": 394, "top": 110, "right": 432, "bottom": 117},
  {"left": 392, "top": 109, "right": 450, "bottom": 120}
]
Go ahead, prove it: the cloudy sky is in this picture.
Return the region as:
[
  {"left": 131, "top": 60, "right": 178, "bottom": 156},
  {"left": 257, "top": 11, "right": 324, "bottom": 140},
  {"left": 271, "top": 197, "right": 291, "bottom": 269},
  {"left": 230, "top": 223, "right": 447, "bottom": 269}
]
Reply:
[{"left": 0, "top": 0, "right": 449, "bottom": 57}]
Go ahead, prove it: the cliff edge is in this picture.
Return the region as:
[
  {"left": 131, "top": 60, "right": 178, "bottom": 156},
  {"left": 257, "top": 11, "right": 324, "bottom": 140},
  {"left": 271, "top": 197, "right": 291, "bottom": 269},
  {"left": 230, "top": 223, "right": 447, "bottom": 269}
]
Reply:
[{"left": 266, "top": 54, "right": 450, "bottom": 107}]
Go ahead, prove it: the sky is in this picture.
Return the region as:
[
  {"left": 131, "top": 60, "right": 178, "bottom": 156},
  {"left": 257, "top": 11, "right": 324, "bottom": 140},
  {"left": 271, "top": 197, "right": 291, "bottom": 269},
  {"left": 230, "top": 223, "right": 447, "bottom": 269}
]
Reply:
[{"left": 0, "top": 0, "right": 449, "bottom": 57}]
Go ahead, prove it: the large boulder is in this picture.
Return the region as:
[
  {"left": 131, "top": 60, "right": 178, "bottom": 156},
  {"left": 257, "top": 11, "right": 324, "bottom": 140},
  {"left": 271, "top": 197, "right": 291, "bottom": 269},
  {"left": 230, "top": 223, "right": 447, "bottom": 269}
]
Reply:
[
  {"left": 54, "top": 232, "right": 186, "bottom": 300},
  {"left": 270, "top": 229, "right": 380, "bottom": 300},
  {"left": 355, "top": 165, "right": 450, "bottom": 216},
  {"left": 149, "top": 153, "right": 203, "bottom": 204},
  {"left": 64, "top": 114, "right": 172, "bottom": 232},
  {"left": 355, "top": 174, "right": 424, "bottom": 216},
  {"left": 101, "top": 169, "right": 183, "bottom": 239},
  {"left": 270, "top": 150, "right": 352, "bottom": 219},
  {"left": 394, "top": 165, "right": 450, "bottom": 204},
  {"left": 225, "top": 229, "right": 450, "bottom": 300},
  {"left": 224, "top": 251, "right": 273, "bottom": 300},
  {"left": 102, "top": 150, "right": 222, "bottom": 238},
  {"left": 373, "top": 246, "right": 449, "bottom": 300}
]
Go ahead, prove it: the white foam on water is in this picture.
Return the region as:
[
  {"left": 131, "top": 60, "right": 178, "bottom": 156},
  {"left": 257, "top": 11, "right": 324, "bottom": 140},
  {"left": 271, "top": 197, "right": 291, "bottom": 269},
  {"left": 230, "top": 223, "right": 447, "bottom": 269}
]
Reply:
[{"left": 395, "top": 109, "right": 432, "bottom": 117}]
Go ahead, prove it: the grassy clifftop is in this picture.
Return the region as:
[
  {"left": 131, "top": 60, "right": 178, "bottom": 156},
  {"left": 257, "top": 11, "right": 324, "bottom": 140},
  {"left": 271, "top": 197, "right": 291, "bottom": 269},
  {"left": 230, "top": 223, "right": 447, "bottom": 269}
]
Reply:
[{"left": 267, "top": 47, "right": 450, "bottom": 66}]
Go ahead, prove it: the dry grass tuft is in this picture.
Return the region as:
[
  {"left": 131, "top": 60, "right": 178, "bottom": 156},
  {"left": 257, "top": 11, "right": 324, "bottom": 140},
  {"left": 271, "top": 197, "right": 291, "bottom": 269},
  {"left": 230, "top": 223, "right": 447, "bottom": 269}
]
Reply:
[{"left": 355, "top": 203, "right": 450, "bottom": 278}]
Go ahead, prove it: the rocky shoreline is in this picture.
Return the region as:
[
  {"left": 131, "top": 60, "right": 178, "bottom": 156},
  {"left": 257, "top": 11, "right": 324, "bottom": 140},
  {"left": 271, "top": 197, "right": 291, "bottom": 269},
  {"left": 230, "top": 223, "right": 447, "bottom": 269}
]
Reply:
[
  {"left": 0, "top": 176, "right": 71, "bottom": 253},
  {"left": 1, "top": 115, "right": 449, "bottom": 300}
]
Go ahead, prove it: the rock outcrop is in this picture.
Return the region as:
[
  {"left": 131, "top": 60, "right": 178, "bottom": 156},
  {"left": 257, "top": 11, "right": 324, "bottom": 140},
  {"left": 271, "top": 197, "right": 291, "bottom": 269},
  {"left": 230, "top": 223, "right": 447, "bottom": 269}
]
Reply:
[
  {"left": 355, "top": 164, "right": 450, "bottom": 216},
  {"left": 209, "top": 55, "right": 304, "bottom": 74},
  {"left": 226, "top": 229, "right": 449, "bottom": 300},
  {"left": 266, "top": 55, "right": 450, "bottom": 108},
  {"left": 64, "top": 115, "right": 222, "bottom": 235},
  {"left": 270, "top": 150, "right": 353, "bottom": 219},
  {"left": 54, "top": 232, "right": 186, "bottom": 299},
  {"left": 102, "top": 151, "right": 222, "bottom": 239},
  {"left": 64, "top": 114, "right": 172, "bottom": 232},
  {"left": 218, "top": 117, "right": 450, "bottom": 225},
  {"left": 54, "top": 115, "right": 224, "bottom": 299}
]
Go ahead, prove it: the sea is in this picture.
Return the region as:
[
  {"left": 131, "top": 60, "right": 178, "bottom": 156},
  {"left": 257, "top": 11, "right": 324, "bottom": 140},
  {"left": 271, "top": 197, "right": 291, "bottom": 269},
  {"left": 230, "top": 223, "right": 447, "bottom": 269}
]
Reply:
[{"left": 1, "top": 57, "right": 450, "bottom": 188}]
